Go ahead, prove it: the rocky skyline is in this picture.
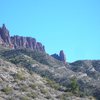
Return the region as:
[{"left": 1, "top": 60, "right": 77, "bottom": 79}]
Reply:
[
  {"left": 0, "top": 24, "right": 45, "bottom": 52},
  {"left": 0, "top": 24, "right": 66, "bottom": 63}
]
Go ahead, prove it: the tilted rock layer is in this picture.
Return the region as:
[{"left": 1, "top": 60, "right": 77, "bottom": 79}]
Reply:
[{"left": 0, "top": 24, "right": 45, "bottom": 52}]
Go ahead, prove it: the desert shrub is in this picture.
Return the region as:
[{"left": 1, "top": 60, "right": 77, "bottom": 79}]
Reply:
[
  {"left": 29, "top": 84, "right": 36, "bottom": 89},
  {"left": 56, "top": 93, "right": 72, "bottom": 100},
  {"left": 40, "top": 88, "right": 48, "bottom": 94},
  {"left": 8, "top": 97, "right": 15, "bottom": 100},
  {"left": 70, "top": 78, "right": 79, "bottom": 94},
  {"left": 20, "top": 85, "right": 28, "bottom": 92},
  {"left": 29, "top": 70, "right": 33, "bottom": 75},
  {"left": 27, "top": 92, "right": 37, "bottom": 98},
  {"left": 14, "top": 71, "right": 25, "bottom": 80},
  {"left": 45, "top": 95, "right": 52, "bottom": 99},
  {"left": 20, "top": 96, "right": 29, "bottom": 100},
  {"left": 79, "top": 91, "right": 86, "bottom": 97},
  {"left": 2, "top": 86, "right": 13, "bottom": 94},
  {"left": 45, "top": 78, "right": 61, "bottom": 90},
  {"left": 88, "top": 96, "right": 96, "bottom": 100}
]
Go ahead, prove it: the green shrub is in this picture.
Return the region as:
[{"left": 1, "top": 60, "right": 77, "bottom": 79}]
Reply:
[
  {"left": 88, "top": 96, "right": 96, "bottom": 100},
  {"left": 46, "top": 78, "right": 61, "bottom": 90},
  {"left": 79, "top": 91, "right": 86, "bottom": 97},
  {"left": 20, "top": 96, "right": 29, "bottom": 100},
  {"left": 70, "top": 78, "right": 79, "bottom": 93},
  {"left": 57, "top": 93, "right": 71, "bottom": 100},
  {"left": 27, "top": 92, "right": 37, "bottom": 99},
  {"left": 20, "top": 85, "right": 28, "bottom": 92},
  {"left": 40, "top": 88, "right": 48, "bottom": 94},
  {"left": 8, "top": 97, "right": 14, "bottom": 100},
  {"left": 45, "top": 95, "right": 52, "bottom": 99},
  {"left": 14, "top": 72, "right": 25, "bottom": 80},
  {"left": 2, "top": 86, "right": 13, "bottom": 94},
  {"left": 29, "top": 84, "right": 36, "bottom": 89},
  {"left": 40, "top": 89, "right": 48, "bottom": 94}
]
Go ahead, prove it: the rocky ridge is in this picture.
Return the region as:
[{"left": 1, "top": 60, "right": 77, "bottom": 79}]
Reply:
[{"left": 0, "top": 24, "right": 45, "bottom": 52}]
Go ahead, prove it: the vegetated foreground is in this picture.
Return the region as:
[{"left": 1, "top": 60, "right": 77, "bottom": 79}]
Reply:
[
  {"left": 0, "top": 46, "right": 99, "bottom": 100},
  {"left": 0, "top": 57, "right": 95, "bottom": 100}
]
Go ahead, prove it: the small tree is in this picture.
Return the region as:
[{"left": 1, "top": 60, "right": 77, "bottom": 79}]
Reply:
[{"left": 70, "top": 78, "right": 79, "bottom": 94}]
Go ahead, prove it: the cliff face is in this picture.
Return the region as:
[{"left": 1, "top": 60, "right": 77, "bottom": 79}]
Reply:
[
  {"left": 10, "top": 36, "right": 45, "bottom": 52},
  {"left": 0, "top": 24, "right": 45, "bottom": 52}
]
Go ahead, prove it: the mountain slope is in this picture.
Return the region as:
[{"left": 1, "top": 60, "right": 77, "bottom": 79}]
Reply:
[
  {"left": 0, "top": 46, "right": 99, "bottom": 99},
  {"left": 0, "top": 58, "right": 94, "bottom": 100},
  {"left": 0, "top": 24, "right": 100, "bottom": 99}
]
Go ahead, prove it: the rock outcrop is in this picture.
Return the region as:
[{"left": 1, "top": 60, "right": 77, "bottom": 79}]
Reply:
[
  {"left": 0, "top": 24, "right": 45, "bottom": 52},
  {"left": 0, "top": 24, "right": 12, "bottom": 46},
  {"left": 51, "top": 50, "right": 66, "bottom": 63},
  {"left": 11, "top": 36, "right": 45, "bottom": 52}
]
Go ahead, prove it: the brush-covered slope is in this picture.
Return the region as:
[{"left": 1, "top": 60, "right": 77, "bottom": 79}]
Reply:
[
  {"left": 0, "top": 45, "right": 99, "bottom": 99},
  {"left": 0, "top": 57, "right": 95, "bottom": 100}
]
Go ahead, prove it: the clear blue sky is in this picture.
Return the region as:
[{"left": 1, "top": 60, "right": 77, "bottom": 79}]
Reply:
[{"left": 0, "top": 0, "right": 100, "bottom": 62}]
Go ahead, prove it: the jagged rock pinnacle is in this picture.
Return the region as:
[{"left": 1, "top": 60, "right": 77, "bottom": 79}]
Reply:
[
  {"left": 59, "top": 50, "right": 66, "bottom": 63},
  {"left": 51, "top": 50, "right": 66, "bottom": 64}
]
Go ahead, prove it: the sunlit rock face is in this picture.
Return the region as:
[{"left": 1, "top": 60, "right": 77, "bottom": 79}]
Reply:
[
  {"left": 11, "top": 36, "right": 45, "bottom": 52},
  {"left": 0, "top": 24, "right": 12, "bottom": 47},
  {"left": 0, "top": 24, "right": 45, "bottom": 52}
]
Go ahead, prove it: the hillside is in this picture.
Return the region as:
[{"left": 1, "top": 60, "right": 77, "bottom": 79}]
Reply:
[
  {"left": 0, "top": 24, "right": 100, "bottom": 99},
  {"left": 0, "top": 57, "right": 95, "bottom": 100},
  {"left": 0, "top": 45, "right": 98, "bottom": 99}
]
